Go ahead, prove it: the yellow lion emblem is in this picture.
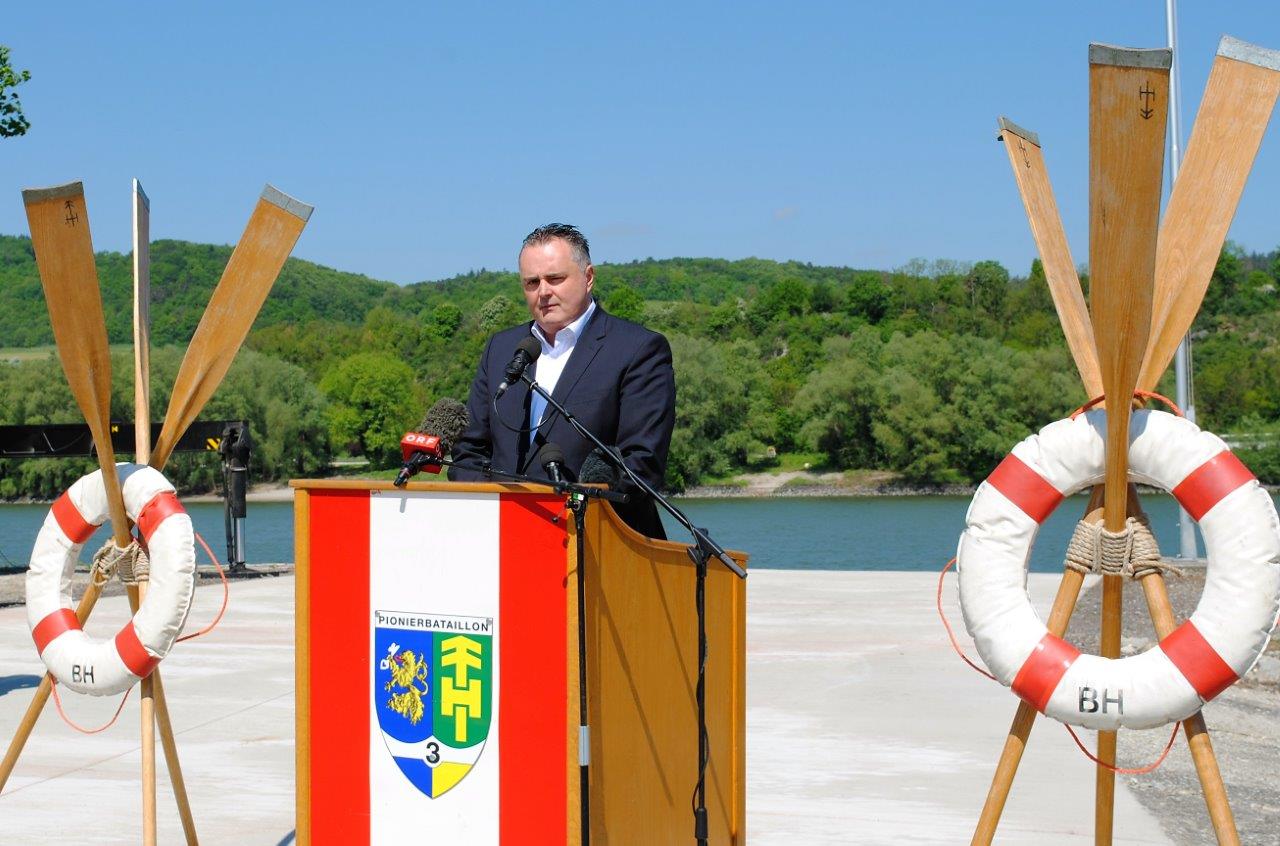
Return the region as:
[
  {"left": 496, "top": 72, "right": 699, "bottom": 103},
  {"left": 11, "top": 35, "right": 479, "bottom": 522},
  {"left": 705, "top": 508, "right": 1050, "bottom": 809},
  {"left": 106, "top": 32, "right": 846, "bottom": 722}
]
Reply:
[{"left": 384, "top": 648, "right": 430, "bottom": 725}]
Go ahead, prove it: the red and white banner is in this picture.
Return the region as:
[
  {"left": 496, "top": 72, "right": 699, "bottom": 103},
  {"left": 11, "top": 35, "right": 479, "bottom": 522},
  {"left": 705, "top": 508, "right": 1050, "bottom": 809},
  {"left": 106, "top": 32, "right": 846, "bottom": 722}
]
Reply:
[{"left": 303, "top": 488, "right": 570, "bottom": 844}]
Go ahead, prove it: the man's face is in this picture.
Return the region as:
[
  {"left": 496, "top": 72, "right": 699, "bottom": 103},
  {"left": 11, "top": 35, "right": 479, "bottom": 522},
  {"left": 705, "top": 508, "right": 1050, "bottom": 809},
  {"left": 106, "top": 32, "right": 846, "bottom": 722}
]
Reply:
[{"left": 519, "top": 238, "right": 595, "bottom": 339}]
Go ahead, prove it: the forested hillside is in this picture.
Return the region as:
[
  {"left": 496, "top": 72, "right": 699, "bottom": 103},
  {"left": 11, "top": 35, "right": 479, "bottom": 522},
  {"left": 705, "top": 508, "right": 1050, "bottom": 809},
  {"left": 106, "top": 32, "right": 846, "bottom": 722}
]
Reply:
[{"left": 2, "top": 233, "right": 1278, "bottom": 497}]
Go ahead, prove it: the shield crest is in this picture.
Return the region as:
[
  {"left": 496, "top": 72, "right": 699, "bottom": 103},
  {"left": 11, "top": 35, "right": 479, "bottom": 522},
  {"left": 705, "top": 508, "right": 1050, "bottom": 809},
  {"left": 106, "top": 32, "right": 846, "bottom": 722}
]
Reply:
[{"left": 373, "top": 610, "right": 494, "bottom": 798}]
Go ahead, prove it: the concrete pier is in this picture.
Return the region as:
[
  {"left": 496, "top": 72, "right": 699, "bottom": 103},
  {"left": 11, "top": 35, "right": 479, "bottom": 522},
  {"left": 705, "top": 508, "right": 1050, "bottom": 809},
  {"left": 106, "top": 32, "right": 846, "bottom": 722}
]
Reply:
[{"left": 0, "top": 571, "right": 1172, "bottom": 844}]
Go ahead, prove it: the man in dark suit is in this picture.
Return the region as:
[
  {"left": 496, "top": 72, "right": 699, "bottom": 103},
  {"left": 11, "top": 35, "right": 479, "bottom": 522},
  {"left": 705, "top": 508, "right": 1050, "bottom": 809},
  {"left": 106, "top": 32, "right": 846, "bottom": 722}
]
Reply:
[{"left": 448, "top": 223, "right": 675, "bottom": 538}]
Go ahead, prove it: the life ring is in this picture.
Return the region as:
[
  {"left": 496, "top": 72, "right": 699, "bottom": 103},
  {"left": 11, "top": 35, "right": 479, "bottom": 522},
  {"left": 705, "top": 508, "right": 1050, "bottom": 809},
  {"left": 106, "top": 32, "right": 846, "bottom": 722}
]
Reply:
[
  {"left": 957, "top": 409, "right": 1280, "bottom": 730},
  {"left": 26, "top": 464, "right": 196, "bottom": 696}
]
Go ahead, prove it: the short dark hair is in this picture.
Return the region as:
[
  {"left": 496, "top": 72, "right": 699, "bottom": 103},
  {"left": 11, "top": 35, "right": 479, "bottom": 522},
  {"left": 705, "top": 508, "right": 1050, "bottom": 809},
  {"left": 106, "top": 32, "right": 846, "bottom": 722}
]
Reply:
[{"left": 521, "top": 223, "right": 591, "bottom": 268}]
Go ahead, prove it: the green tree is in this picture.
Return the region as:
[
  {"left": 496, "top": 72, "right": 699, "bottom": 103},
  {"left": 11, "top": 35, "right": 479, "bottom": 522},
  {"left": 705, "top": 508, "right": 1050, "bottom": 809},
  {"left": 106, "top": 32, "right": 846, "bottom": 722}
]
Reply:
[
  {"left": 748, "top": 278, "right": 809, "bottom": 329},
  {"left": 964, "top": 260, "right": 1009, "bottom": 320},
  {"left": 794, "top": 332, "right": 883, "bottom": 468},
  {"left": 809, "top": 281, "right": 837, "bottom": 313},
  {"left": 424, "top": 302, "right": 462, "bottom": 339},
  {"left": 665, "top": 336, "right": 756, "bottom": 489},
  {"left": 1202, "top": 243, "right": 1245, "bottom": 317},
  {"left": 844, "top": 271, "right": 891, "bottom": 323},
  {"left": 361, "top": 306, "right": 419, "bottom": 357},
  {"left": 1, "top": 46, "right": 31, "bottom": 138},
  {"left": 320, "top": 352, "right": 420, "bottom": 466},
  {"left": 478, "top": 294, "right": 522, "bottom": 334},
  {"left": 1231, "top": 269, "right": 1275, "bottom": 316},
  {"left": 604, "top": 285, "right": 645, "bottom": 322}
]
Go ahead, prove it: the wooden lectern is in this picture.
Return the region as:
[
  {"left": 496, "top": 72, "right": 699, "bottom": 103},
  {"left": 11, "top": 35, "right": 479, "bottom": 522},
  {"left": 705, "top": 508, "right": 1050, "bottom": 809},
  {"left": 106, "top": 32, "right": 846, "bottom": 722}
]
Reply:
[{"left": 292, "top": 480, "right": 747, "bottom": 845}]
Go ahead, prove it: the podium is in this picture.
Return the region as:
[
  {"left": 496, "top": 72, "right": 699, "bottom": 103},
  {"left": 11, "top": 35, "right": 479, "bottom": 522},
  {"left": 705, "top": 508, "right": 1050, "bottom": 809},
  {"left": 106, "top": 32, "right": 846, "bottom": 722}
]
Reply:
[{"left": 291, "top": 480, "right": 747, "bottom": 845}]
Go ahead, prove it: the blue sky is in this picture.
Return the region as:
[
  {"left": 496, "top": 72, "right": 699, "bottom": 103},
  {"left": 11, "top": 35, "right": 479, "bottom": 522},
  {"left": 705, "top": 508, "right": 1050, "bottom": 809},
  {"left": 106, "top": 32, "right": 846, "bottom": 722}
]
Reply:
[{"left": 3, "top": 2, "right": 1279, "bottom": 285}]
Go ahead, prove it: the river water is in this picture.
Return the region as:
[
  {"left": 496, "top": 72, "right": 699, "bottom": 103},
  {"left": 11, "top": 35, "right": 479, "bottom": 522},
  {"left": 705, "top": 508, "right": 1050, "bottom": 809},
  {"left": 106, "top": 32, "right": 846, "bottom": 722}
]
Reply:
[{"left": 0, "top": 491, "right": 1251, "bottom": 572}]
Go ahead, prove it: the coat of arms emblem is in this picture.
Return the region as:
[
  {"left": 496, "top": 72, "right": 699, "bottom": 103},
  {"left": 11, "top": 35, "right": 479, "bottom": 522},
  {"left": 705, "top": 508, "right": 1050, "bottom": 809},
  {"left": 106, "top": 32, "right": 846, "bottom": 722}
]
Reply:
[{"left": 373, "top": 610, "right": 494, "bottom": 798}]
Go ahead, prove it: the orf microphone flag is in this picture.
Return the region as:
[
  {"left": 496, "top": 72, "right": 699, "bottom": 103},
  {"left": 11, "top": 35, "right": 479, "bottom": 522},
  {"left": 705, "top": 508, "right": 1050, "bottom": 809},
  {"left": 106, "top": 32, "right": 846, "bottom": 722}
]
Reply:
[
  {"left": 394, "top": 398, "right": 469, "bottom": 486},
  {"left": 398, "top": 431, "right": 442, "bottom": 473}
]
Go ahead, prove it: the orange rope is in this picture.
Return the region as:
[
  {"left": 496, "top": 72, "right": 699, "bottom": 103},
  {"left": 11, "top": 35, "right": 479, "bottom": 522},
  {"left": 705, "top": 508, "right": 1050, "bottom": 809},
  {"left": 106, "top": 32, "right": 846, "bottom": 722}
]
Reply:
[
  {"left": 51, "top": 681, "right": 131, "bottom": 734},
  {"left": 176, "top": 531, "right": 229, "bottom": 643},
  {"left": 938, "top": 556, "right": 1180, "bottom": 775},
  {"left": 1065, "top": 721, "right": 1181, "bottom": 775},
  {"left": 936, "top": 557, "right": 996, "bottom": 681},
  {"left": 1071, "top": 390, "right": 1183, "bottom": 419},
  {"left": 49, "top": 531, "right": 228, "bottom": 733}
]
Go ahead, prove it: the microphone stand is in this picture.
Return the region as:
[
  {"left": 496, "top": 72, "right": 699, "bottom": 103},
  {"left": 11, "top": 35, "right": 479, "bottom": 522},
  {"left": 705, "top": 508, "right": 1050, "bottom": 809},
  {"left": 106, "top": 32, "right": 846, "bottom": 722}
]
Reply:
[
  {"left": 519, "top": 374, "right": 746, "bottom": 580},
  {"left": 399, "top": 455, "right": 629, "bottom": 506},
  {"left": 520, "top": 373, "right": 744, "bottom": 846}
]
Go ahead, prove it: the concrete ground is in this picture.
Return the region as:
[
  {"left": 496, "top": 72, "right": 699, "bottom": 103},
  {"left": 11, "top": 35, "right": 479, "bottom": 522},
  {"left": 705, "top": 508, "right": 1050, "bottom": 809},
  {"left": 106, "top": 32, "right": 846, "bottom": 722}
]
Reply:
[{"left": 0, "top": 571, "right": 1174, "bottom": 844}]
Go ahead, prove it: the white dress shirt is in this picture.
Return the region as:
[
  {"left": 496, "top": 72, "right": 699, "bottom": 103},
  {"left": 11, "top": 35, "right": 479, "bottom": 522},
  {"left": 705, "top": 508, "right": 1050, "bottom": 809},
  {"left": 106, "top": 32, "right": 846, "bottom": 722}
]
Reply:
[{"left": 528, "top": 299, "right": 597, "bottom": 444}]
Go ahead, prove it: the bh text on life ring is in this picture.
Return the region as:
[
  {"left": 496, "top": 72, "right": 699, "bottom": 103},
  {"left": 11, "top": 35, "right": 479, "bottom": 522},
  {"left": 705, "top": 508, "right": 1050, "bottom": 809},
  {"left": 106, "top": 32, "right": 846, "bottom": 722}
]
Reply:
[
  {"left": 26, "top": 464, "right": 196, "bottom": 696},
  {"left": 957, "top": 409, "right": 1280, "bottom": 730}
]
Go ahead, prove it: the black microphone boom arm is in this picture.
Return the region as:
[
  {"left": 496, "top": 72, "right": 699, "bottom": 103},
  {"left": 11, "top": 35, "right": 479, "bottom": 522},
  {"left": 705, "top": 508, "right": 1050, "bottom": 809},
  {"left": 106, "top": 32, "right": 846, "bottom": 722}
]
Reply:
[
  {"left": 519, "top": 372, "right": 746, "bottom": 579},
  {"left": 434, "top": 456, "right": 629, "bottom": 505}
]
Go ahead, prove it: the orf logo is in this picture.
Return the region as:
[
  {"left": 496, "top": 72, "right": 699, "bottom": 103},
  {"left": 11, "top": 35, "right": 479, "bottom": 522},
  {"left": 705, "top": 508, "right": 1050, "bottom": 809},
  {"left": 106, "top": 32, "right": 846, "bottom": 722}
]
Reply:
[{"left": 373, "top": 611, "right": 493, "bottom": 798}]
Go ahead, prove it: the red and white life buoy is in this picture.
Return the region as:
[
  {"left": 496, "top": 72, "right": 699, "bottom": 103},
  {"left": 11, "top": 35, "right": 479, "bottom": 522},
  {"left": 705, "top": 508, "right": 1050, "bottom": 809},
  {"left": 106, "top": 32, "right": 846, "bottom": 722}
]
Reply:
[
  {"left": 957, "top": 409, "right": 1280, "bottom": 730},
  {"left": 26, "top": 464, "right": 196, "bottom": 696}
]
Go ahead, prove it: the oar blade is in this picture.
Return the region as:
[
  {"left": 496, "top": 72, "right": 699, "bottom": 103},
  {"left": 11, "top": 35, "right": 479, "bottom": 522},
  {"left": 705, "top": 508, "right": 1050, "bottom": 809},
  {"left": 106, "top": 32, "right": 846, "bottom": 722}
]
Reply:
[
  {"left": 1139, "top": 36, "right": 1280, "bottom": 392},
  {"left": 23, "top": 183, "right": 114, "bottom": 438},
  {"left": 151, "top": 185, "right": 312, "bottom": 470},
  {"left": 23, "top": 182, "right": 129, "bottom": 541},
  {"left": 1089, "top": 44, "right": 1169, "bottom": 524},
  {"left": 997, "top": 117, "right": 1102, "bottom": 398}
]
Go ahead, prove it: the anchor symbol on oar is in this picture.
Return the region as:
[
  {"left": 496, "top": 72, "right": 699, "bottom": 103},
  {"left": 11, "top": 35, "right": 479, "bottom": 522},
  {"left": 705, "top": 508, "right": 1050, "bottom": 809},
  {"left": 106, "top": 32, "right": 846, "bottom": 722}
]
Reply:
[{"left": 1139, "top": 82, "right": 1156, "bottom": 119}]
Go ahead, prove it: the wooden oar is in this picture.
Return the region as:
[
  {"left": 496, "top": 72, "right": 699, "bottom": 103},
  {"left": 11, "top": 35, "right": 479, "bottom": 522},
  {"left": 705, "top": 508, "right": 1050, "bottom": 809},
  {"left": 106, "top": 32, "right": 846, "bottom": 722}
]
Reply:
[
  {"left": 22, "top": 182, "right": 131, "bottom": 545},
  {"left": 1088, "top": 43, "right": 1168, "bottom": 844},
  {"left": 141, "top": 185, "right": 310, "bottom": 839},
  {"left": 2, "top": 183, "right": 134, "bottom": 794},
  {"left": 1139, "top": 37, "right": 1280, "bottom": 393},
  {"left": 1126, "top": 35, "right": 1276, "bottom": 846},
  {"left": 973, "top": 118, "right": 1109, "bottom": 844},
  {"left": 972, "top": 489, "right": 1104, "bottom": 844},
  {"left": 1138, "top": 587, "right": 1239, "bottom": 842},
  {"left": 150, "top": 185, "right": 312, "bottom": 470},
  {"left": 131, "top": 178, "right": 158, "bottom": 845},
  {"left": 996, "top": 118, "right": 1103, "bottom": 398}
]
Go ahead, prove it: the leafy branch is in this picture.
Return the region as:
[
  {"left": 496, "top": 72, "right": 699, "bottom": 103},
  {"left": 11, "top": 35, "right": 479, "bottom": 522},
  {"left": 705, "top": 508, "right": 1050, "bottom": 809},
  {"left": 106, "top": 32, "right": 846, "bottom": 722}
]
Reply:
[{"left": 1, "top": 45, "right": 32, "bottom": 138}]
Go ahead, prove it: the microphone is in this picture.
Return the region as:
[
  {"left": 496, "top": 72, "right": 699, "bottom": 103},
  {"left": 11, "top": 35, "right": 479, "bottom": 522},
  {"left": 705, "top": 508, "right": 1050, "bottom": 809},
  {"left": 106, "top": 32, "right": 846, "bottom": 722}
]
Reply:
[
  {"left": 538, "top": 442, "right": 566, "bottom": 484},
  {"left": 495, "top": 336, "right": 542, "bottom": 399},
  {"left": 394, "top": 398, "right": 470, "bottom": 487},
  {"left": 578, "top": 447, "right": 619, "bottom": 486},
  {"left": 577, "top": 447, "right": 630, "bottom": 505}
]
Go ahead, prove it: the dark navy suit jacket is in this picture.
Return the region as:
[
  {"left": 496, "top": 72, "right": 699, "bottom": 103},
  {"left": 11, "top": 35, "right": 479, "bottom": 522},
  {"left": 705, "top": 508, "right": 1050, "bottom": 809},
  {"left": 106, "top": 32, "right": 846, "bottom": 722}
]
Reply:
[{"left": 448, "top": 305, "right": 675, "bottom": 538}]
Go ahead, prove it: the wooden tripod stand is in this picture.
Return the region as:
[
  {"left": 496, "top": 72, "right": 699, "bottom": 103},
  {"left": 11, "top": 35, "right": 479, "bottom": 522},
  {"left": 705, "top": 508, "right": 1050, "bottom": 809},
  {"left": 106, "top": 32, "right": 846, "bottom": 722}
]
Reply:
[
  {"left": 971, "top": 37, "right": 1280, "bottom": 844},
  {"left": 0, "top": 180, "right": 311, "bottom": 844}
]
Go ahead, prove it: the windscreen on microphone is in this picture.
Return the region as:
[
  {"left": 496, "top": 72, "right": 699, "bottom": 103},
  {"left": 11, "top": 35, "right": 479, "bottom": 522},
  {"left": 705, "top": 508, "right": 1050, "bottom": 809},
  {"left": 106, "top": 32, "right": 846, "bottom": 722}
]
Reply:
[
  {"left": 512, "top": 335, "right": 542, "bottom": 367},
  {"left": 496, "top": 336, "right": 542, "bottom": 398},
  {"left": 578, "top": 447, "right": 619, "bottom": 486},
  {"left": 537, "top": 442, "right": 566, "bottom": 483},
  {"left": 418, "top": 397, "right": 470, "bottom": 453},
  {"left": 395, "top": 398, "right": 472, "bottom": 486}
]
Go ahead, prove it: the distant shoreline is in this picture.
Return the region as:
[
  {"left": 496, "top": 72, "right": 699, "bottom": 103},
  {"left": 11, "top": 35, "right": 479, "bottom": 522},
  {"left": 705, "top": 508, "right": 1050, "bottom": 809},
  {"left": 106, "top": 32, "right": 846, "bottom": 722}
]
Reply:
[
  {"left": 0, "top": 479, "right": 973, "bottom": 505},
  {"left": 4, "top": 477, "right": 1276, "bottom": 505},
  {"left": 677, "top": 482, "right": 977, "bottom": 498}
]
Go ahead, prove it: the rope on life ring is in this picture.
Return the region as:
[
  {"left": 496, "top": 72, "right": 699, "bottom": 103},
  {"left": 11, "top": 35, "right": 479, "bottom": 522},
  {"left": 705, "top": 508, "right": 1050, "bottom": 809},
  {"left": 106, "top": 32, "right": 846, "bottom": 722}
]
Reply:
[
  {"left": 956, "top": 409, "right": 1280, "bottom": 731},
  {"left": 26, "top": 464, "right": 196, "bottom": 696}
]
